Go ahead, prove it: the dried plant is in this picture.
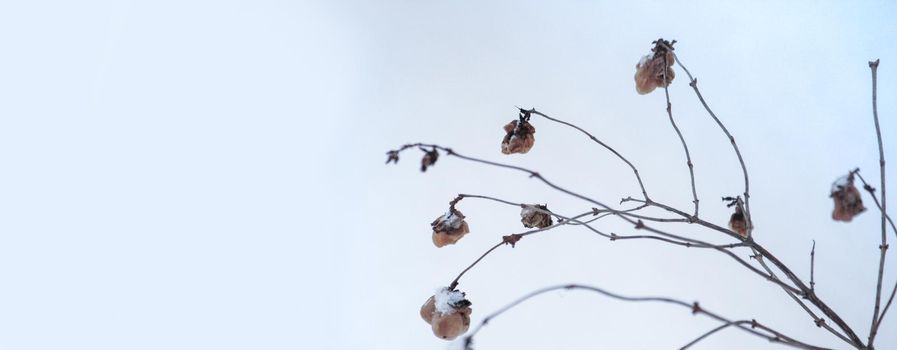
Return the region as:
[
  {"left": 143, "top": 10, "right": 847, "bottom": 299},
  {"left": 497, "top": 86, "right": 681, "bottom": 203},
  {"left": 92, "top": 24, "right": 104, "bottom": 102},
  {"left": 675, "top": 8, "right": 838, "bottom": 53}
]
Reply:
[{"left": 386, "top": 39, "right": 893, "bottom": 349}]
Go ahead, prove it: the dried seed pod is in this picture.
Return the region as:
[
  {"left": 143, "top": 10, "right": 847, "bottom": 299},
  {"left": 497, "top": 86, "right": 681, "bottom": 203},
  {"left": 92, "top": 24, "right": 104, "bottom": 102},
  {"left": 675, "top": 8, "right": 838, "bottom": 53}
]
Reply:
[
  {"left": 431, "top": 210, "right": 471, "bottom": 247},
  {"left": 385, "top": 150, "right": 400, "bottom": 164},
  {"left": 831, "top": 175, "right": 866, "bottom": 222},
  {"left": 728, "top": 206, "right": 748, "bottom": 238},
  {"left": 634, "top": 51, "right": 675, "bottom": 95},
  {"left": 420, "top": 149, "right": 439, "bottom": 172},
  {"left": 420, "top": 296, "right": 436, "bottom": 323},
  {"left": 521, "top": 204, "right": 553, "bottom": 229},
  {"left": 422, "top": 288, "right": 473, "bottom": 340},
  {"left": 501, "top": 120, "right": 536, "bottom": 155},
  {"left": 431, "top": 307, "right": 471, "bottom": 340}
]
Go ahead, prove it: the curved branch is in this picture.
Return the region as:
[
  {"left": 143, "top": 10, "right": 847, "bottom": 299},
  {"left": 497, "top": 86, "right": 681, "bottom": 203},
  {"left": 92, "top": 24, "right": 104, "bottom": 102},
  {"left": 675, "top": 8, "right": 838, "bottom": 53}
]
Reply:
[
  {"left": 388, "top": 144, "right": 797, "bottom": 293},
  {"left": 461, "top": 284, "right": 831, "bottom": 350},
  {"left": 662, "top": 54, "right": 700, "bottom": 218},
  {"left": 444, "top": 194, "right": 743, "bottom": 291},
  {"left": 667, "top": 48, "right": 754, "bottom": 235},
  {"left": 679, "top": 320, "right": 752, "bottom": 350},
  {"left": 389, "top": 140, "right": 859, "bottom": 345},
  {"left": 631, "top": 196, "right": 864, "bottom": 346},
  {"left": 751, "top": 247, "right": 854, "bottom": 346},
  {"left": 526, "top": 109, "right": 651, "bottom": 202},
  {"left": 447, "top": 211, "right": 596, "bottom": 290},
  {"left": 458, "top": 193, "right": 740, "bottom": 249}
]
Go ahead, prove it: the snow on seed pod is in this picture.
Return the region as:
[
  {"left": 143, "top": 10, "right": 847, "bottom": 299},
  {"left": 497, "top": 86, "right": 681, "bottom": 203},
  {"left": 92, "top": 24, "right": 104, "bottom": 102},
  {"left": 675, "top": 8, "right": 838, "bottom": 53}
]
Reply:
[
  {"left": 521, "top": 204, "right": 553, "bottom": 229},
  {"left": 420, "top": 288, "right": 473, "bottom": 340},
  {"left": 431, "top": 210, "right": 471, "bottom": 247}
]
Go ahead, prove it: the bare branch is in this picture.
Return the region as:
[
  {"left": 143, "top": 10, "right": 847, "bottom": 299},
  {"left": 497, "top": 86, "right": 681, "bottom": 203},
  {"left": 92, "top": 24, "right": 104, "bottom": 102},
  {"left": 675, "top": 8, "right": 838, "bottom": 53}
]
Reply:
[
  {"left": 525, "top": 108, "right": 652, "bottom": 202},
  {"left": 864, "top": 59, "right": 889, "bottom": 348},
  {"left": 661, "top": 50, "right": 700, "bottom": 218},
  {"left": 462, "top": 284, "right": 832, "bottom": 350},
  {"left": 631, "top": 192, "right": 864, "bottom": 345},
  {"left": 679, "top": 320, "right": 752, "bottom": 350},
  {"left": 385, "top": 144, "right": 802, "bottom": 293},
  {"left": 458, "top": 193, "right": 740, "bottom": 249},
  {"left": 389, "top": 40, "right": 890, "bottom": 350},
  {"left": 444, "top": 194, "right": 751, "bottom": 291},
  {"left": 446, "top": 211, "right": 596, "bottom": 290},
  {"left": 667, "top": 48, "right": 754, "bottom": 236},
  {"left": 853, "top": 171, "right": 897, "bottom": 239},
  {"left": 751, "top": 246, "right": 854, "bottom": 346},
  {"left": 810, "top": 241, "right": 816, "bottom": 292},
  {"left": 852, "top": 168, "right": 896, "bottom": 343}
]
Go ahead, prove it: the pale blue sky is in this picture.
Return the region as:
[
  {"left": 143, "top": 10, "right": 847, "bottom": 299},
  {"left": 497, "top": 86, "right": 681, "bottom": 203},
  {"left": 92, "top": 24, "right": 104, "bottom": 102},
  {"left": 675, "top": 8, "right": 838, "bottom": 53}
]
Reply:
[{"left": 0, "top": 1, "right": 895, "bottom": 349}]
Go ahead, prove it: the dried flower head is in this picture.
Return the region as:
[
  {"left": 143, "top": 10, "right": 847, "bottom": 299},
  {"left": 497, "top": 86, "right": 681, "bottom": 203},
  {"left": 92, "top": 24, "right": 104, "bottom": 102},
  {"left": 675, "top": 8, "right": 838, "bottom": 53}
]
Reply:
[
  {"left": 521, "top": 204, "right": 553, "bottom": 229},
  {"left": 385, "top": 150, "right": 400, "bottom": 164},
  {"left": 634, "top": 39, "right": 676, "bottom": 95},
  {"left": 728, "top": 206, "right": 748, "bottom": 238},
  {"left": 831, "top": 174, "right": 866, "bottom": 222},
  {"left": 420, "top": 288, "right": 473, "bottom": 340},
  {"left": 501, "top": 112, "right": 536, "bottom": 155},
  {"left": 421, "top": 148, "right": 439, "bottom": 172},
  {"left": 431, "top": 210, "right": 471, "bottom": 247}
]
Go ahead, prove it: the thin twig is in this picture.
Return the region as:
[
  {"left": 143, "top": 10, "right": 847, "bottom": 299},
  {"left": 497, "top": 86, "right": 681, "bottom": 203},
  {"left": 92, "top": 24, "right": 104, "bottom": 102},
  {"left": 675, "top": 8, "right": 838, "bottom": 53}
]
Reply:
[
  {"left": 663, "top": 68, "right": 846, "bottom": 340},
  {"left": 630, "top": 193, "right": 864, "bottom": 345},
  {"left": 679, "top": 320, "right": 752, "bottom": 350},
  {"left": 752, "top": 244, "right": 864, "bottom": 347},
  {"left": 865, "top": 59, "right": 889, "bottom": 348},
  {"left": 853, "top": 171, "right": 897, "bottom": 239},
  {"left": 667, "top": 48, "right": 754, "bottom": 235},
  {"left": 389, "top": 133, "right": 862, "bottom": 345},
  {"left": 662, "top": 53, "right": 700, "bottom": 218},
  {"left": 856, "top": 169, "right": 897, "bottom": 336},
  {"left": 752, "top": 247, "right": 854, "bottom": 346},
  {"left": 810, "top": 241, "right": 816, "bottom": 292},
  {"left": 444, "top": 194, "right": 750, "bottom": 290},
  {"left": 390, "top": 144, "right": 791, "bottom": 291},
  {"left": 398, "top": 145, "right": 801, "bottom": 292},
  {"left": 526, "top": 109, "right": 652, "bottom": 202},
  {"left": 458, "top": 193, "right": 741, "bottom": 249},
  {"left": 461, "top": 284, "right": 832, "bottom": 350},
  {"left": 446, "top": 211, "right": 595, "bottom": 290},
  {"left": 626, "top": 198, "right": 747, "bottom": 241},
  {"left": 453, "top": 153, "right": 786, "bottom": 289}
]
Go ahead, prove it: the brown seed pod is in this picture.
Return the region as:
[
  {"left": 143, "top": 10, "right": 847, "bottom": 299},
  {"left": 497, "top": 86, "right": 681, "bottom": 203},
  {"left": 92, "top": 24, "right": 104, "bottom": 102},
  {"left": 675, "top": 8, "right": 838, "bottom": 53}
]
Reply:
[
  {"left": 422, "top": 288, "right": 473, "bottom": 340},
  {"left": 420, "top": 296, "right": 436, "bottom": 324},
  {"left": 431, "top": 210, "right": 471, "bottom": 248},
  {"left": 430, "top": 307, "right": 471, "bottom": 340},
  {"left": 420, "top": 149, "right": 439, "bottom": 172},
  {"left": 634, "top": 51, "right": 675, "bottom": 95},
  {"left": 521, "top": 204, "right": 553, "bottom": 229},
  {"left": 501, "top": 120, "right": 536, "bottom": 155},
  {"left": 728, "top": 206, "right": 748, "bottom": 238},
  {"left": 831, "top": 175, "right": 866, "bottom": 222}
]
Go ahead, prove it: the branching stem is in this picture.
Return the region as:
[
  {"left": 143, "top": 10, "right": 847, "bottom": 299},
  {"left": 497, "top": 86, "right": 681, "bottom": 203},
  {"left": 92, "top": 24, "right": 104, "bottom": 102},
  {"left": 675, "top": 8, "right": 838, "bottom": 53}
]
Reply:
[{"left": 462, "top": 284, "right": 831, "bottom": 350}]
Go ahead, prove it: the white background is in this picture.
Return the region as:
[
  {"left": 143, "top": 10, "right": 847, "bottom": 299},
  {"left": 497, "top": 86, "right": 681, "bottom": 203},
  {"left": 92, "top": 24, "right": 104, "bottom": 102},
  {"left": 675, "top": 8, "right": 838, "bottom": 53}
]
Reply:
[{"left": 0, "top": 1, "right": 895, "bottom": 349}]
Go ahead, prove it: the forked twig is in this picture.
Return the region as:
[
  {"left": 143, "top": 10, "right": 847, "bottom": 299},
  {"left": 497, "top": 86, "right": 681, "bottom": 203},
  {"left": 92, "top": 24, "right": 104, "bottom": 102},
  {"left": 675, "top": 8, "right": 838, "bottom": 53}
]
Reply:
[
  {"left": 661, "top": 49, "right": 700, "bottom": 218},
  {"left": 865, "top": 59, "right": 889, "bottom": 348}
]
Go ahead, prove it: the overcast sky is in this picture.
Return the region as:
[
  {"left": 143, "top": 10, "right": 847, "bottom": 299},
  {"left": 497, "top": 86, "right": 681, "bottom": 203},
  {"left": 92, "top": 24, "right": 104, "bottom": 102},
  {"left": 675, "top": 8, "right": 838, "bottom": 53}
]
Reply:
[{"left": 0, "top": 1, "right": 895, "bottom": 349}]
